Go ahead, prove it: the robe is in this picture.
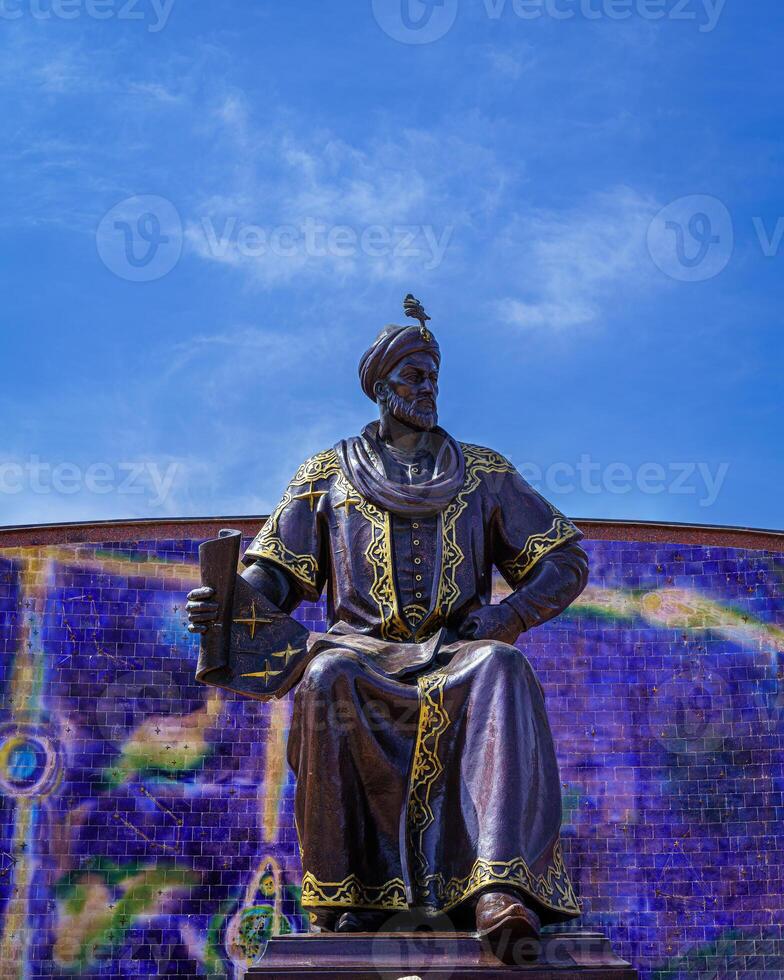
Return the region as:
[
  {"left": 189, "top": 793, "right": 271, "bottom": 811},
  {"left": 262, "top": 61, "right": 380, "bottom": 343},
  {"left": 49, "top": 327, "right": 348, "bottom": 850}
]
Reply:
[{"left": 242, "top": 431, "right": 588, "bottom": 923}]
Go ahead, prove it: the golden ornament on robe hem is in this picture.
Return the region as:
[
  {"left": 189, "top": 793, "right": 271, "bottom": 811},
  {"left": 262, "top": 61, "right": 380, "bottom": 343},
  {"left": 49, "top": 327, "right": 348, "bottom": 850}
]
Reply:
[
  {"left": 297, "top": 846, "right": 581, "bottom": 917},
  {"left": 287, "top": 640, "right": 583, "bottom": 921}
]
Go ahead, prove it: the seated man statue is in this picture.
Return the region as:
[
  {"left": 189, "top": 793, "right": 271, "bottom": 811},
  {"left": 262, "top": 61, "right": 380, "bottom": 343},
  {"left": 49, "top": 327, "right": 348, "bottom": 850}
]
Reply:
[{"left": 186, "top": 296, "right": 588, "bottom": 954}]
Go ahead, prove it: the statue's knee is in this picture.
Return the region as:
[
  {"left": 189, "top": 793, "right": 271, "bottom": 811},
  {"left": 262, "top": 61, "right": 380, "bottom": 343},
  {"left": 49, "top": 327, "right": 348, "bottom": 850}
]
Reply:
[
  {"left": 480, "top": 642, "right": 546, "bottom": 701},
  {"left": 478, "top": 640, "right": 534, "bottom": 678},
  {"left": 295, "top": 650, "right": 366, "bottom": 738},
  {"left": 299, "top": 649, "right": 360, "bottom": 695}
]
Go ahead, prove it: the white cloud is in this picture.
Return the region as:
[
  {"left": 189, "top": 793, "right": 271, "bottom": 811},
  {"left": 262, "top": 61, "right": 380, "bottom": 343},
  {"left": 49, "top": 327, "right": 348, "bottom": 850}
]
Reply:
[
  {"left": 125, "top": 81, "right": 185, "bottom": 105},
  {"left": 0, "top": 25, "right": 508, "bottom": 290},
  {"left": 481, "top": 41, "right": 538, "bottom": 80},
  {"left": 497, "top": 186, "right": 659, "bottom": 333},
  {"left": 162, "top": 324, "right": 336, "bottom": 402},
  {"left": 173, "top": 90, "right": 506, "bottom": 288},
  {"left": 0, "top": 32, "right": 90, "bottom": 93},
  {"left": 183, "top": 124, "right": 464, "bottom": 287}
]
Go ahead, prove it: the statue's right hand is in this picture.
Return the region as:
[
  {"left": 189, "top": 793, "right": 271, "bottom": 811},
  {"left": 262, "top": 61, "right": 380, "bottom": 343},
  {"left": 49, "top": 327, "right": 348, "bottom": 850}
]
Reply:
[{"left": 186, "top": 586, "right": 219, "bottom": 634}]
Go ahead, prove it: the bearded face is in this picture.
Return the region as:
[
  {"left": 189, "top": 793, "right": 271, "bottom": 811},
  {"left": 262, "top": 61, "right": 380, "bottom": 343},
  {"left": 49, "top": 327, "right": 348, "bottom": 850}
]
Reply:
[
  {"left": 378, "top": 350, "right": 439, "bottom": 432},
  {"left": 386, "top": 388, "right": 438, "bottom": 430}
]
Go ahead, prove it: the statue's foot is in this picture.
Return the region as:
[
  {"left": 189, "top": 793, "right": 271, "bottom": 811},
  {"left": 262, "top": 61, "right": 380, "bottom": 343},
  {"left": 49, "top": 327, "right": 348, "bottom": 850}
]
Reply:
[
  {"left": 475, "top": 890, "right": 541, "bottom": 964},
  {"left": 310, "top": 909, "right": 340, "bottom": 932},
  {"left": 336, "top": 909, "right": 389, "bottom": 932}
]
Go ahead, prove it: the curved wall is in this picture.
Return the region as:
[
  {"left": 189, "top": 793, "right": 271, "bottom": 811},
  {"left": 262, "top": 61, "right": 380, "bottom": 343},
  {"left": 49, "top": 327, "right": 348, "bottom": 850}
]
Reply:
[{"left": 0, "top": 517, "right": 782, "bottom": 979}]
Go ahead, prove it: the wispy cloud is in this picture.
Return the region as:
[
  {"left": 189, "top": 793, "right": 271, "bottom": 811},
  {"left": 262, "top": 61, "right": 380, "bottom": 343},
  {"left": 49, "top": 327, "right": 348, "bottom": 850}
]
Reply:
[
  {"left": 182, "top": 100, "right": 478, "bottom": 287},
  {"left": 480, "top": 41, "right": 538, "bottom": 79},
  {"left": 161, "top": 324, "right": 339, "bottom": 407},
  {"left": 496, "top": 186, "right": 659, "bottom": 333},
  {"left": 0, "top": 26, "right": 492, "bottom": 289},
  {"left": 125, "top": 81, "right": 185, "bottom": 105}
]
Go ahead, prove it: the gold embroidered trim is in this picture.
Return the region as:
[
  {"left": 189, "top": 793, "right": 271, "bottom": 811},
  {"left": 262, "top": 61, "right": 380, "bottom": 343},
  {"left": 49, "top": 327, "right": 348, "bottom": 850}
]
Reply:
[
  {"left": 415, "top": 445, "right": 513, "bottom": 639},
  {"left": 404, "top": 654, "right": 579, "bottom": 917},
  {"left": 244, "top": 508, "right": 320, "bottom": 592},
  {"left": 403, "top": 603, "right": 429, "bottom": 629},
  {"left": 352, "top": 481, "right": 410, "bottom": 642},
  {"left": 291, "top": 448, "right": 343, "bottom": 486},
  {"left": 500, "top": 514, "right": 580, "bottom": 587},
  {"left": 407, "top": 671, "right": 450, "bottom": 888},
  {"left": 419, "top": 840, "right": 581, "bottom": 915},
  {"left": 300, "top": 871, "right": 407, "bottom": 910},
  {"left": 244, "top": 449, "right": 342, "bottom": 591}
]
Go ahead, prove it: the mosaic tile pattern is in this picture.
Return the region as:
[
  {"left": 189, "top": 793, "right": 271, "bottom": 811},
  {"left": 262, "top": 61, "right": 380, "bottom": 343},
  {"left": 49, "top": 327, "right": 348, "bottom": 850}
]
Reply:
[{"left": 0, "top": 535, "right": 782, "bottom": 978}]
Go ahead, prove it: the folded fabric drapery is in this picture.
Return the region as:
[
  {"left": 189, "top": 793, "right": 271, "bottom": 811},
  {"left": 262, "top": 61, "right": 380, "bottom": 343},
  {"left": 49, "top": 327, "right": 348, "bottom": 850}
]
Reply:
[{"left": 288, "top": 634, "right": 581, "bottom": 923}]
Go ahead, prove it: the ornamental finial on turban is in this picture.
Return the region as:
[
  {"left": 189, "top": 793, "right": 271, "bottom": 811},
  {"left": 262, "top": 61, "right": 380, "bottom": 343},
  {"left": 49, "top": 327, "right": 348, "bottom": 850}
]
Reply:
[
  {"left": 403, "top": 293, "right": 431, "bottom": 341},
  {"left": 358, "top": 295, "right": 440, "bottom": 402}
]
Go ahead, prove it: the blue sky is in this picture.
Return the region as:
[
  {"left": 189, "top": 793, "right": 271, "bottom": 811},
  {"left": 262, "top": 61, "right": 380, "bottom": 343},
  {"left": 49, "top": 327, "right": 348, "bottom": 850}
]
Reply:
[{"left": 1, "top": 0, "right": 782, "bottom": 529}]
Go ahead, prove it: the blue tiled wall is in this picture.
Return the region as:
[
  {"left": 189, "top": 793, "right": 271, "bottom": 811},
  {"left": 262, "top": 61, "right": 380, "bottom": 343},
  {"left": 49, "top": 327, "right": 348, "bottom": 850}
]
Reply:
[{"left": 0, "top": 535, "right": 782, "bottom": 978}]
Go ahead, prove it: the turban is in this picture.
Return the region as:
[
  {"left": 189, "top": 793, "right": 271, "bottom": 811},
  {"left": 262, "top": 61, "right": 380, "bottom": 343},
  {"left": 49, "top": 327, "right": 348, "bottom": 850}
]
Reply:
[{"left": 358, "top": 324, "right": 440, "bottom": 402}]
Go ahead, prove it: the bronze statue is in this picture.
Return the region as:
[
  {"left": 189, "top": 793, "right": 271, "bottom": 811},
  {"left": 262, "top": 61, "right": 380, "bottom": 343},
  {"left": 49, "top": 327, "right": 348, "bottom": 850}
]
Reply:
[{"left": 186, "top": 295, "right": 589, "bottom": 960}]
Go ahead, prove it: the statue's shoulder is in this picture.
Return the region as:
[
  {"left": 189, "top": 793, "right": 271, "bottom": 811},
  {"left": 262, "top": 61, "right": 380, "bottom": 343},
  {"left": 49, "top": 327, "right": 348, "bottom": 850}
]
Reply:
[
  {"left": 289, "top": 447, "right": 342, "bottom": 486},
  {"left": 458, "top": 441, "right": 516, "bottom": 476}
]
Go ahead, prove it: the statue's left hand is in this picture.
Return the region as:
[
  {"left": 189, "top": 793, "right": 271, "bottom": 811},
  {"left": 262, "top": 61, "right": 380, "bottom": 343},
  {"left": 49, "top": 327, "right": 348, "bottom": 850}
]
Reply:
[
  {"left": 458, "top": 603, "right": 523, "bottom": 645},
  {"left": 186, "top": 586, "right": 219, "bottom": 634}
]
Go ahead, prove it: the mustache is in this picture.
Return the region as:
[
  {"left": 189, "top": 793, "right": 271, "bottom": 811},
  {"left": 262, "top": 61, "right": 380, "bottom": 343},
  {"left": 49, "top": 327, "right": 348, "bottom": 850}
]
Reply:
[{"left": 386, "top": 390, "right": 438, "bottom": 430}]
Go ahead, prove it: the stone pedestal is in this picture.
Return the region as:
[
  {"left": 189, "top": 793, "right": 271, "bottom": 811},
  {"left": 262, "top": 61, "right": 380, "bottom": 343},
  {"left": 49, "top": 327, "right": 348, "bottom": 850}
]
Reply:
[{"left": 246, "top": 930, "right": 638, "bottom": 979}]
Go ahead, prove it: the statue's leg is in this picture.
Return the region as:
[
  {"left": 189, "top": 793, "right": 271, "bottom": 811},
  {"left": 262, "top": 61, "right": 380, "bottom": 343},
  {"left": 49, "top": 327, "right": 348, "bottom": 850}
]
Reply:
[
  {"left": 407, "top": 640, "right": 580, "bottom": 928},
  {"left": 286, "top": 647, "right": 419, "bottom": 926}
]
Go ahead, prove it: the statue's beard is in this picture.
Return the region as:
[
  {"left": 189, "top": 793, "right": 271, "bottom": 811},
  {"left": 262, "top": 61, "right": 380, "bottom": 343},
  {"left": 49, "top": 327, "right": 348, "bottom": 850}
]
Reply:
[{"left": 386, "top": 390, "right": 438, "bottom": 431}]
